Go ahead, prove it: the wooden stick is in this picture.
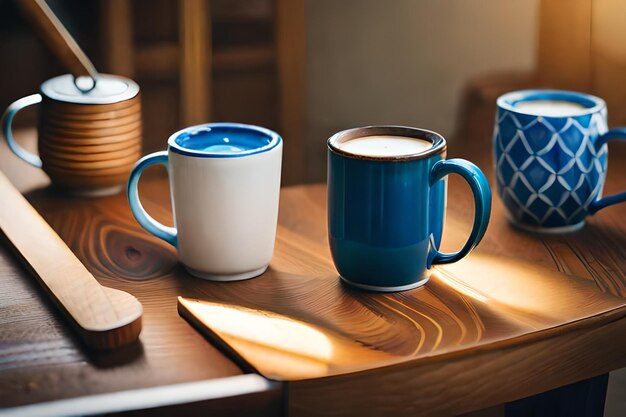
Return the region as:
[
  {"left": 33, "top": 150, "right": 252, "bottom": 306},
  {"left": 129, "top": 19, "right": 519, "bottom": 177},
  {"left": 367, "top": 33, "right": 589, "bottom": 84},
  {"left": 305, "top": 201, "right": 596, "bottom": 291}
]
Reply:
[
  {"left": 15, "top": 0, "right": 98, "bottom": 80},
  {"left": 0, "top": 170, "right": 142, "bottom": 349}
]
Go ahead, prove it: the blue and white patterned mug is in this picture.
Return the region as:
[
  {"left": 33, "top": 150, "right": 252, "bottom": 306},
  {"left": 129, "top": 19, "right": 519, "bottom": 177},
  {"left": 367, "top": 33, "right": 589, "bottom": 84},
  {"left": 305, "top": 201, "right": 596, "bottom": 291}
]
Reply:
[{"left": 494, "top": 90, "right": 626, "bottom": 233}]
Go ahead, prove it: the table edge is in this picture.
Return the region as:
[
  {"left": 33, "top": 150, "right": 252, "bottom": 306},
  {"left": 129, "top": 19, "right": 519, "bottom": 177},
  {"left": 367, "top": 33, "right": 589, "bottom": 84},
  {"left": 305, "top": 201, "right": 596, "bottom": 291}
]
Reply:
[{"left": 0, "top": 374, "right": 280, "bottom": 417}]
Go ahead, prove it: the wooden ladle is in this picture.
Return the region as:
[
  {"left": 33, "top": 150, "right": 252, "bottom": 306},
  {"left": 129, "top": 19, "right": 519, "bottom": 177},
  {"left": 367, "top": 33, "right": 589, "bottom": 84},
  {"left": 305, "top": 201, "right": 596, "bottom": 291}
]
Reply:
[
  {"left": 16, "top": 0, "right": 99, "bottom": 84},
  {"left": 0, "top": 171, "right": 142, "bottom": 349}
]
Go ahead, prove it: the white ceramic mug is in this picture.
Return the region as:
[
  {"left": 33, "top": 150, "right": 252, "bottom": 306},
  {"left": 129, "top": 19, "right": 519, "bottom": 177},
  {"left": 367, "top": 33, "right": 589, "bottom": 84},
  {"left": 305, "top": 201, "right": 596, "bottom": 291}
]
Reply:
[{"left": 128, "top": 123, "right": 282, "bottom": 281}]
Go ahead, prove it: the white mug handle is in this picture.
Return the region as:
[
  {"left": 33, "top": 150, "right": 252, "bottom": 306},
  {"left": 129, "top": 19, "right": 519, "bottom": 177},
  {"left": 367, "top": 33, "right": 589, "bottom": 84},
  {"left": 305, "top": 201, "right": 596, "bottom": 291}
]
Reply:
[{"left": 127, "top": 151, "right": 178, "bottom": 246}]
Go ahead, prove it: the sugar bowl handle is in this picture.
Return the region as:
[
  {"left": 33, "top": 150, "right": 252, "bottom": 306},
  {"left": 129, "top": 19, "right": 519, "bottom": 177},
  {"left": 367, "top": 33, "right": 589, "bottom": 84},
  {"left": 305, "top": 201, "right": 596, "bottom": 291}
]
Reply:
[{"left": 1, "top": 94, "right": 43, "bottom": 168}]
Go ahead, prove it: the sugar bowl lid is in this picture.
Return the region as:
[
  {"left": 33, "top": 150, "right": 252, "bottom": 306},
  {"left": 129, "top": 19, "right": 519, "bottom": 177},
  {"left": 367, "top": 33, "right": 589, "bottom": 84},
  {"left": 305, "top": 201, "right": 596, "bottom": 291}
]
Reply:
[{"left": 40, "top": 74, "right": 140, "bottom": 105}]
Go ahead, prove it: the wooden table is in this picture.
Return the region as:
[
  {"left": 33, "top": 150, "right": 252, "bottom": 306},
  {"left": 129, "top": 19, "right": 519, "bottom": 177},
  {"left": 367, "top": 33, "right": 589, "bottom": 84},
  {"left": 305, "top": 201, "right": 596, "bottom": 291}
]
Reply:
[{"left": 0, "top": 127, "right": 625, "bottom": 416}]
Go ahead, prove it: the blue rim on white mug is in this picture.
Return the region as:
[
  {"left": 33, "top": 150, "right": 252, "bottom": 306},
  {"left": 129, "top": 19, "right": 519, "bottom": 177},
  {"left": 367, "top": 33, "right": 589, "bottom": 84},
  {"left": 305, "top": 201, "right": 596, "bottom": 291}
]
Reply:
[
  {"left": 128, "top": 122, "right": 282, "bottom": 250},
  {"left": 168, "top": 122, "right": 281, "bottom": 158},
  {"left": 494, "top": 89, "right": 626, "bottom": 233}
]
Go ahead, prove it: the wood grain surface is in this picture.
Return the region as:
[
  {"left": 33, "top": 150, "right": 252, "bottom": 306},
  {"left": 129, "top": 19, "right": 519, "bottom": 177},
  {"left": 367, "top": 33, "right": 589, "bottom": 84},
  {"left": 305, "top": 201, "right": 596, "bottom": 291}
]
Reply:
[
  {"left": 179, "top": 249, "right": 626, "bottom": 380},
  {"left": 0, "top": 122, "right": 624, "bottom": 416}
]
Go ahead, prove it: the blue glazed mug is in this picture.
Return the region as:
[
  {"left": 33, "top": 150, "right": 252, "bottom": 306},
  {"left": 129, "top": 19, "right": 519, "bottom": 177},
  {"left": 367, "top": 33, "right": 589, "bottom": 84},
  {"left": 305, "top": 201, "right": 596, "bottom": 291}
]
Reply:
[
  {"left": 494, "top": 90, "right": 626, "bottom": 233},
  {"left": 327, "top": 126, "right": 492, "bottom": 292}
]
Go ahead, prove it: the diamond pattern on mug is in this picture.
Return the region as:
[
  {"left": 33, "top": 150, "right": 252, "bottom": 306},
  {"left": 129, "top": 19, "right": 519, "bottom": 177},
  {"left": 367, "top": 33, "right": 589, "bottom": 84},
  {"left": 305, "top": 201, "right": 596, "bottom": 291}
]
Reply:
[
  {"left": 522, "top": 157, "right": 552, "bottom": 186},
  {"left": 511, "top": 174, "right": 534, "bottom": 206},
  {"left": 506, "top": 131, "right": 533, "bottom": 169},
  {"left": 495, "top": 109, "right": 607, "bottom": 227},
  {"left": 524, "top": 117, "right": 555, "bottom": 154},
  {"left": 496, "top": 153, "right": 516, "bottom": 186},
  {"left": 542, "top": 175, "right": 569, "bottom": 207},
  {"left": 497, "top": 111, "right": 519, "bottom": 140},
  {"left": 558, "top": 162, "right": 582, "bottom": 190}
]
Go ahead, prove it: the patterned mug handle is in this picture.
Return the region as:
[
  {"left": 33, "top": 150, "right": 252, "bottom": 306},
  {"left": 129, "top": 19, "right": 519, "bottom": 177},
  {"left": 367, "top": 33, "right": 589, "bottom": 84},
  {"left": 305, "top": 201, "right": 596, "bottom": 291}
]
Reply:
[{"left": 588, "top": 128, "right": 626, "bottom": 214}]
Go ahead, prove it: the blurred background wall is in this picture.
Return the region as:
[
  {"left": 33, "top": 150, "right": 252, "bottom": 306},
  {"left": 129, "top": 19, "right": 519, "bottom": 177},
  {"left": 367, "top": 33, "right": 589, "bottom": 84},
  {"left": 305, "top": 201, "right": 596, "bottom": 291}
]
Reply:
[{"left": 304, "top": 0, "right": 538, "bottom": 180}]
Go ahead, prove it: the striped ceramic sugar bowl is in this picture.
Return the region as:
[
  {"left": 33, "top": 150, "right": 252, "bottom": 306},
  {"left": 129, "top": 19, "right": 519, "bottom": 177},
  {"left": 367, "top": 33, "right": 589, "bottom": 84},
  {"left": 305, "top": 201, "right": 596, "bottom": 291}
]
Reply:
[{"left": 2, "top": 74, "right": 141, "bottom": 197}]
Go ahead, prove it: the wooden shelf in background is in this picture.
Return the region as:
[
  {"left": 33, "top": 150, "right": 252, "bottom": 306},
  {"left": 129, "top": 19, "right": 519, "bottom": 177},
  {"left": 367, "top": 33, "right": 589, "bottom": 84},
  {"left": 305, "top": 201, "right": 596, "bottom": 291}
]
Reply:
[
  {"left": 213, "top": 44, "right": 275, "bottom": 72},
  {"left": 134, "top": 42, "right": 178, "bottom": 80},
  {"left": 211, "top": 0, "right": 274, "bottom": 21}
]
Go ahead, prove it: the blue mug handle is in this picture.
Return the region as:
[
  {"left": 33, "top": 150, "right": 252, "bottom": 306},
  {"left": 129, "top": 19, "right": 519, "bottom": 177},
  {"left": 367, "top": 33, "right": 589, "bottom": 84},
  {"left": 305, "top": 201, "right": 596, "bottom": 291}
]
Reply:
[
  {"left": 429, "top": 159, "right": 492, "bottom": 265},
  {"left": 127, "top": 151, "right": 178, "bottom": 246},
  {"left": 1, "top": 94, "right": 43, "bottom": 167},
  {"left": 588, "top": 128, "right": 626, "bottom": 214}
]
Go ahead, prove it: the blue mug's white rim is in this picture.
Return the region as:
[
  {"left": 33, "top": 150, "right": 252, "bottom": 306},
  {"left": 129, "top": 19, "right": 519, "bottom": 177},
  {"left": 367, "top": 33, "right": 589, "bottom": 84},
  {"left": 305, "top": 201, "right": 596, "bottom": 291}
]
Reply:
[
  {"left": 327, "top": 125, "right": 447, "bottom": 162},
  {"left": 497, "top": 89, "right": 606, "bottom": 118},
  {"left": 167, "top": 122, "right": 282, "bottom": 158}
]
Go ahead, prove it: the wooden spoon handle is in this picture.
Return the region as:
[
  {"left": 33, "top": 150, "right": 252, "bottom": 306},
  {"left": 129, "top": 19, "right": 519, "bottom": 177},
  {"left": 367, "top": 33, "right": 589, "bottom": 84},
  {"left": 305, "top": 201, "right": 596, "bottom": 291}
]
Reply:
[
  {"left": 0, "top": 170, "right": 142, "bottom": 349},
  {"left": 15, "top": 0, "right": 98, "bottom": 80}
]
